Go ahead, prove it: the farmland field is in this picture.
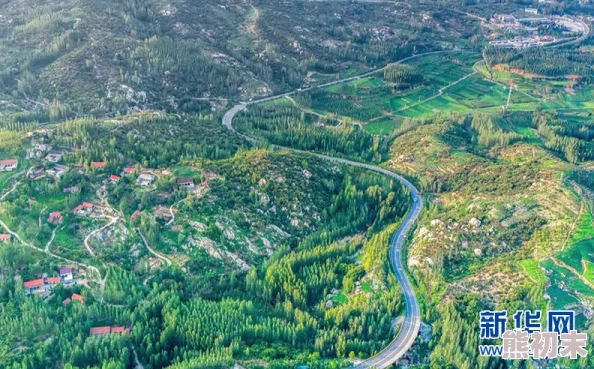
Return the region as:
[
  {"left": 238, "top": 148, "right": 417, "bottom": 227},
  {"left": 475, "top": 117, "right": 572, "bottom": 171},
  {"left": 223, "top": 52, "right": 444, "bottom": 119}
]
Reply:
[
  {"left": 518, "top": 259, "right": 546, "bottom": 284},
  {"left": 292, "top": 51, "right": 594, "bottom": 133},
  {"left": 289, "top": 51, "right": 594, "bottom": 136}
]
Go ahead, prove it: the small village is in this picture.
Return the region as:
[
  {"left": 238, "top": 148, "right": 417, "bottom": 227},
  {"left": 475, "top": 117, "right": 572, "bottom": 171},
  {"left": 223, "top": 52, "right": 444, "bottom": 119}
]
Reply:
[
  {"left": 0, "top": 135, "right": 220, "bottom": 341},
  {"left": 488, "top": 13, "right": 589, "bottom": 48}
]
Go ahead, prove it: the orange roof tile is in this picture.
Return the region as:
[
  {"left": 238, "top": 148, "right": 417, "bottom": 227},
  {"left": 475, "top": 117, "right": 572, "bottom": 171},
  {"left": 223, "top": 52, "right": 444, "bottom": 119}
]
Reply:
[
  {"left": 24, "top": 279, "right": 44, "bottom": 288},
  {"left": 47, "top": 277, "right": 61, "bottom": 284},
  {"left": 90, "top": 326, "right": 111, "bottom": 335}
]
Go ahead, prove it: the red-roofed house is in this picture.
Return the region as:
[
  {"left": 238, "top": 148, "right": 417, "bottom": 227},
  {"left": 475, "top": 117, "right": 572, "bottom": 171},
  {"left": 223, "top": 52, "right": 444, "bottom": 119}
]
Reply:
[
  {"left": 130, "top": 210, "right": 141, "bottom": 221},
  {"left": 122, "top": 167, "right": 136, "bottom": 175},
  {"left": 0, "top": 159, "right": 18, "bottom": 172},
  {"left": 62, "top": 297, "right": 71, "bottom": 306},
  {"left": 177, "top": 178, "right": 194, "bottom": 188},
  {"left": 74, "top": 202, "right": 94, "bottom": 215},
  {"left": 109, "top": 174, "right": 121, "bottom": 183},
  {"left": 89, "top": 326, "right": 130, "bottom": 336},
  {"left": 24, "top": 279, "right": 45, "bottom": 295},
  {"left": 0, "top": 234, "right": 11, "bottom": 243},
  {"left": 72, "top": 293, "right": 84, "bottom": 304},
  {"left": 91, "top": 162, "right": 106, "bottom": 169},
  {"left": 111, "top": 326, "right": 130, "bottom": 336},
  {"left": 47, "top": 277, "right": 61, "bottom": 285},
  {"left": 90, "top": 326, "right": 111, "bottom": 335},
  {"left": 48, "top": 212, "right": 63, "bottom": 225}
]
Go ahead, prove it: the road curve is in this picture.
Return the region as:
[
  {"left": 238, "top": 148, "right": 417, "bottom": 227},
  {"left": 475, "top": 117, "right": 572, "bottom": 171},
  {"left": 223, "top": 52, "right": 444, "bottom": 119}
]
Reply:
[{"left": 221, "top": 52, "right": 442, "bottom": 367}]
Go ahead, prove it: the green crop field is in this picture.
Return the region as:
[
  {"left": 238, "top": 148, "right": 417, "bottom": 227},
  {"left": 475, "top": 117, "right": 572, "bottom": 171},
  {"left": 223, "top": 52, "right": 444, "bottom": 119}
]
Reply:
[
  {"left": 518, "top": 259, "right": 546, "bottom": 284},
  {"left": 365, "top": 116, "right": 404, "bottom": 134},
  {"left": 301, "top": 51, "right": 593, "bottom": 127}
]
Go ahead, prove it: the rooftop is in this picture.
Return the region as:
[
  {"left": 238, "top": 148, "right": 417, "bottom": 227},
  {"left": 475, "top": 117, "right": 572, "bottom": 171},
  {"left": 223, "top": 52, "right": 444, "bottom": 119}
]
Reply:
[
  {"left": 24, "top": 279, "right": 44, "bottom": 288},
  {"left": 90, "top": 326, "right": 111, "bottom": 335}
]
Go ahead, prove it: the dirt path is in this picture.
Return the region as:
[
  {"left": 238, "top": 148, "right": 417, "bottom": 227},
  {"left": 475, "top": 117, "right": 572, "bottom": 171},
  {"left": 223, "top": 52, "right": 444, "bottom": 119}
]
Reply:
[
  {"left": 137, "top": 229, "right": 173, "bottom": 267},
  {"left": 0, "top": 217, "right": 103, "bottom": 284},
  {"left": 45, "top": 226, "right": 59, "bottom": 252},
  {"left": 561, "top": 201, "right": 584, "bottom": 251},
  {"left": 132, "top": 345, "right": 145, "bottom": 369},
  {"left": 165, "top": 199, "right": 185, "bottom": 226},
  {"left": 0, "top": 180, "right": 21, "bottom": 201},
  {"left": 83, "top": 216, "right": 119, "bottom": 257}
]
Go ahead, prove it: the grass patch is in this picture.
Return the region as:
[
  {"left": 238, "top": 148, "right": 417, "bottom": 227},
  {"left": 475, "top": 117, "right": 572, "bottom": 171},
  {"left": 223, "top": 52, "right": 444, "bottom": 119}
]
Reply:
[
  {"left": 364, "top": 116, "right": 403, "bottom": 134},
  {"left": 518, "top": 259, "right": 545, "bottom": 284},
  {"left": 333, "top": 292, "right": 349, "bottom": 304}
]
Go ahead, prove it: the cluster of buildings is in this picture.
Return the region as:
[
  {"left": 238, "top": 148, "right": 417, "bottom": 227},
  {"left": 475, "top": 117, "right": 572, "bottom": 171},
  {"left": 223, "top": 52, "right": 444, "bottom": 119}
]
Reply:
[
  {"left": 489, "top": 14, "right": 587, "bottom": 48},
  {"left": 489, "top": 35, "right": 555, "bottom": 48},
  {"left": 0, "top": 159, "right": 18, "bottom": 172},
  {"left": 23, "top": 267, "right": 77, "bottom": 295}
]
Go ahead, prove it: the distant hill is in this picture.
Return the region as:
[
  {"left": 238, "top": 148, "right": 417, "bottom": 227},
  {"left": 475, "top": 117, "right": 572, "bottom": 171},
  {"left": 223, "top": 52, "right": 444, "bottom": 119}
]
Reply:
[{"left": 0, "top": 0, "right": 479, "bottom": 121}]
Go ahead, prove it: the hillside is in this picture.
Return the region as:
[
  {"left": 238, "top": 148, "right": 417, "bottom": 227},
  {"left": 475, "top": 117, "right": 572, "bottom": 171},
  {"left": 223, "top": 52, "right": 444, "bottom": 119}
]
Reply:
[{"left": 0, "top": 0, "right": 481, "bottom": 123}]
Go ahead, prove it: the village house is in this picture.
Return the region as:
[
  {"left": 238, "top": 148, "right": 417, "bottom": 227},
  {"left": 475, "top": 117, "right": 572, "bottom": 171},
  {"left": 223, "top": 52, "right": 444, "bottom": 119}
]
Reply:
[
  {"left": 109, "top": 174, "right": 121, "bottom": 183},
  {"left": 47, "top": 276, "right": 61, "bottom": 286},
  {"left": 121, "top": 167, "right": 136, "bottom": 176},
  {"left": 45, "top": 150, "right": 64, "bottom": 163},
  {"left": 0, "top": 159, "right": 18, "bottom": 172},
  {"left": 0, "top": 234, "right": 11, "bottom": 243},
  {"left": 63, "top": 293, "right": 84, "bottom": 306},
  {"left": 136, "top": 173, "right": 155, "bottom": 186},
  {"left": 64, "top": 186, "right": 81, "bottom": 194},
  {"left": 90, "top": 326, "right": 130, "bottom": 336},
  {"left": 60, "top": 267, "right": 74, "bottom": 284},
  {"left": 153, "top": 205, "right": 172, "bottom": 220},
  {"left": 23, "top": 279, "right": 45, "bottom": 295},
  {"left": 24, "top": 276, "right": 62, "bottom": 295},
  {"left": 177, "top": 178, "right": 194, "bottom": 188},
  {"left": 91, "top": 161, "right": 106, "bottom": 169},
  {"left": 48, "top": 211, "right": 63, "bottom": 225},
  {"left": 74, "top": 202, "right": 94, "bottom": 216},
  {"left": 47, "top": 164, "right": 69, "bottom": 178}
]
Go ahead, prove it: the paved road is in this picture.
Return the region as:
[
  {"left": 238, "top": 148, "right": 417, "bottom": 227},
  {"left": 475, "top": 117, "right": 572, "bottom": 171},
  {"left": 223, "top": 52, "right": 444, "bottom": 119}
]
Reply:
[{"left": 221, "top": 52, "right": 441, "bottom": 367}]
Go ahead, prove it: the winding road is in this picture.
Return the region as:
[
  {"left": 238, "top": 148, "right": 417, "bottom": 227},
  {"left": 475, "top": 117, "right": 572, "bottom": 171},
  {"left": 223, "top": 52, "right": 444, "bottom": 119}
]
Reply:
[{"left": 221, "top": 51, "right": 438, "bottom": 367}]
